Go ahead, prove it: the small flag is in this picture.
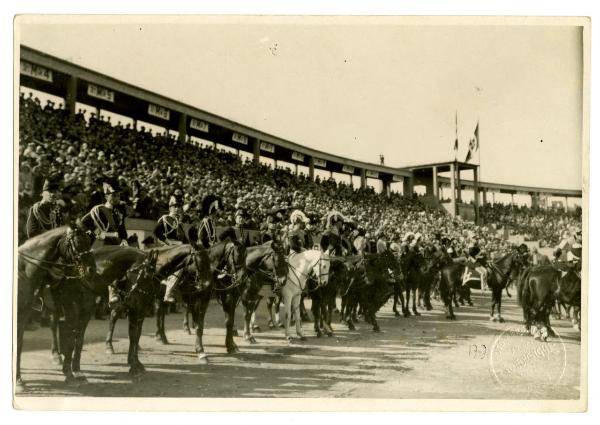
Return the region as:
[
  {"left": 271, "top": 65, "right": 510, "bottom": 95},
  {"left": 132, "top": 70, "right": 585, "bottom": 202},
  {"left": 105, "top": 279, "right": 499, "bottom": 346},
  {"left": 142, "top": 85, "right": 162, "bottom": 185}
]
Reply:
[{"left": 473, "top": 122, "right": 479, "bottom": 150}]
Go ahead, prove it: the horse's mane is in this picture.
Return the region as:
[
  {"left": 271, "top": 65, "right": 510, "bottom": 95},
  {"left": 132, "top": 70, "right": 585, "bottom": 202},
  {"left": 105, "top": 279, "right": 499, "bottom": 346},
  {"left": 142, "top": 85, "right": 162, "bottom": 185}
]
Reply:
[{"left": 18, "top": 226, "right": 69, "bottom": 251}]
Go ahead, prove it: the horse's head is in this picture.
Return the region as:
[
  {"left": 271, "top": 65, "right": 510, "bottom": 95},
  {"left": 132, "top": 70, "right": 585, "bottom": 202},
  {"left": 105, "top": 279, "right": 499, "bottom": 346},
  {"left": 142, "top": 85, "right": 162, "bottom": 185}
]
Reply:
[
  {"left": 314, "top": 251, "right": 331, "bottom": 287},
  {"left": 268, "top": 241, "right": 289, "bottom": 287},
  {"left": 223, "top": 241, "right": 247, "bottom": 285},
  {"left": 127, "top": 250, "right": 160, "bottom": 303},
  {"left": 60, "top": 226, "right": 96, "bottom": 277}
]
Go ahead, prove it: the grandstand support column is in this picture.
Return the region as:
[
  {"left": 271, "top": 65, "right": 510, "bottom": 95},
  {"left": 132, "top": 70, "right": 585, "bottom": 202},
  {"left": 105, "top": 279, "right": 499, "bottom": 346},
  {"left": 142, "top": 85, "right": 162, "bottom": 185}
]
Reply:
[
  {"left": 65, "top": 75, "right": 77, "bottom": 116},
  {"left": 383, "top": 177, "right": 391, "bottom": 198},
  {"left": 432, "top": 166, "right": 439, "bottom": 200},
  {"left": 482, "top": 188, "right": 487, "bottom": 206},
  {"left": 308, "top": 156, "right": 315, "bottom": 181},
  {"left": 403, "top": 176, "right": 414, "bottom": 198},
  {"left": 450, "top": 163, "right": 457, "bottom": 215},
  {"left": 565, "top": 196, "right": 569, "bottom": 212},
  {"left": 178, "top": 113, "right": 187, "bottom": 144},
  {"left": 360, "top": 169, "right": 367, "bottom": 189},
  {"left": 456, "top": 165, "right": 462, "bottom": 203},
  {"left": 253, "top": 139, "right": 261, "bottom": 165},
  {"left": 473, "top": 167, "right": 480, "bottom": 224},
  {"left": 295, "top": 164, "right": 298, "bottom": 175}
]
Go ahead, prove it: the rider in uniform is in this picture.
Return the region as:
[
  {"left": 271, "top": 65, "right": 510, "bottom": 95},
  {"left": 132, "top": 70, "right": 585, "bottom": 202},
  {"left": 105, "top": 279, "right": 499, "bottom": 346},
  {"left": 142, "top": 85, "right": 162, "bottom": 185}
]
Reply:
[
  {"left": 233, "top": 208, "right": 252, "bottom": 247},
  {"left": 188, "top": 195, "right": 223, "bottom": 249},
  {"left": 26, "top": 176, "right": 63, "bottom": 239},
  {"left": 81, "top": 177, "right": 129, "bottom": 306},
  {"left": 462, "top": 245, "right": 488, "bottom": 290},
  {"left": 156, "top": 191, "right": 190, "bottom": 303},
  {"left": 320, "top": 211, "right": 346, "bottom": 256},
  {"left": 26, "top": 176, "right": 64, "bottom": 322},
  {"left": 288, "top": 209, "right": 310, "bottom": 254}
]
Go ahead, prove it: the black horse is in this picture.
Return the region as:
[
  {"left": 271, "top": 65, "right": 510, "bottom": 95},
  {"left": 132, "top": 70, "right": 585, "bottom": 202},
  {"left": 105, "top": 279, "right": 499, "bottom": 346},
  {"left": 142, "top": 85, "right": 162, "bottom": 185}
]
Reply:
[
  {"left": 341, "top": 252, "right": 395, "bottom": 333},
  {"left": 402, "top": 248, "right": 439, "bottom": 317},
  {"left": 79, "top": 247, "right": 159, "bottom": 379},
  {"left": 16, "top": 226, "right": 96, "bottom": 390},
  {"left": 242, "top": 240, "right": 288, "bottom": 343},
  {"left": 518, "top": 264, "right": 581, "bottom": 340},
  {"left": 165, "top": 238, "right": 247, "bottom": 362},
  {"left": 104, "top": 244, "right": 195, "bottom": 349}
]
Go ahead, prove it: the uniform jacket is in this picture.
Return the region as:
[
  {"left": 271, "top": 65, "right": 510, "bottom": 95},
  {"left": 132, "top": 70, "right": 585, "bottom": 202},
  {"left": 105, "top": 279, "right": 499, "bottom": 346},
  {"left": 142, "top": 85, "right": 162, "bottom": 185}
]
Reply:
[
  {"left": 81, "top": 203, "right": 127, "bottom": 245},
  {"left": 26, "top": 200, "right": 63, "bottom": 239}
]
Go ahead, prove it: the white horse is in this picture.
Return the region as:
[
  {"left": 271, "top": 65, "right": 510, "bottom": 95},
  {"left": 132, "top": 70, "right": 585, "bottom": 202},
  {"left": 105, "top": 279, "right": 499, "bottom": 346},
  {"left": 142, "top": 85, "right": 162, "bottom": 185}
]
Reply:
[{"left": 281, "top": 249, "right": 330, "bottom": 341}]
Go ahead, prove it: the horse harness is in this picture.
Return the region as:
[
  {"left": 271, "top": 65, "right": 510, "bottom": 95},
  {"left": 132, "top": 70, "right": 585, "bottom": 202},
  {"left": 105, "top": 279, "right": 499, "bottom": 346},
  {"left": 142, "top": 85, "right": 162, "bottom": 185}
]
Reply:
[{"left": 285, "top": 252, "right": 330, "bottom": 294}]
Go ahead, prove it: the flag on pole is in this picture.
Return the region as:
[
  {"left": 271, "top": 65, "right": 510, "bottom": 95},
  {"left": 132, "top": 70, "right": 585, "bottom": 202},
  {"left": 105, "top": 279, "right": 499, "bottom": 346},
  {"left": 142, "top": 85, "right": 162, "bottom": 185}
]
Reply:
[
  {"left": 464, "top": 121, "right": 479, "bottom": 162},
  {"left": 453, "top": 111, "right": 458, "bottom": 157}
]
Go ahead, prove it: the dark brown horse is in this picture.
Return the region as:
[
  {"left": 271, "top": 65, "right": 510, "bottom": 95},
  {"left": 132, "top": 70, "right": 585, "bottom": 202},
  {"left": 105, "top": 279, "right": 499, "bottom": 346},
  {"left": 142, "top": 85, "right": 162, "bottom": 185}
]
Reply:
[
  {"left": 16, "top": 226, "right": 96, "bottom": 391},
  {"left": 156, "top": 239, "right": 247, "bottom": 362},
  {"left": 518, "top": 264, "right": 581, "bottom": 340},
  {"left": 242, "top": 240, "right": 288, "bottom": 343},
  {"left": 486, "top": 251, "right": 526, "bottom": 322}
]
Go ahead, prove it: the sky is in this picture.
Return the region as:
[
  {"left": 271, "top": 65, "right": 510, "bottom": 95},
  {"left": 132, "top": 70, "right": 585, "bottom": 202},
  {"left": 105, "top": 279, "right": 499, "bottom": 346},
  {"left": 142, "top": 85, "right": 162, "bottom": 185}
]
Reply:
[{"left": 18, "top": 17, "right": 584, "bottom": 190}]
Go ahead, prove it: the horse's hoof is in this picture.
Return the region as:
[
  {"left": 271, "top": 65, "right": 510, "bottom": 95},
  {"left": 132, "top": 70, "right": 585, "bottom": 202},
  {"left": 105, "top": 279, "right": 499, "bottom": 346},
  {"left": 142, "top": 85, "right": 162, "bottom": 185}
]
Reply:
[
  {"left": 73, "top": 372, "right": 88, "bottom": 384},
  {"left": 468, "top": 302, "right": 473, "bottom": 307},
  {"left": 498, "top": 317, "right": 505, "bottom": 323},
  {"left": 373, "top": 327, "right": 381, "bottom": 333},
  {"left": 348, "top": 323, "right": 356, "bottom": 331},
  {"left": 489, "top": 316, "right": 497, "bottom": 322},
  {"left": 316, "top": 331, "right": 323, "bottom": 338},
  {"left": 413, "top": 311, "right": 421, "bottom": 317},
  {"left": 249, "top": 337, "right": 257, "bottom": 344},
  {"left": 227, "top": 344, "right": 240, "bottom": 354},
  {"left": 65, "top": 375, "right": 81, "bottom": 387},
  {"left": 197, "top": 353, "right": 209, "bottom": 364},
  {"left": 394, "top": 311, "right": 400, "bottom": 317},
  {"left": 52, "top": 353, "right": 63, "bottom": 365},
  {"left": 105, "top": 346, "right": 115, "bottom": 355},
  {"left": 298, "top": 336, "right": 307, "bottom": 341}
]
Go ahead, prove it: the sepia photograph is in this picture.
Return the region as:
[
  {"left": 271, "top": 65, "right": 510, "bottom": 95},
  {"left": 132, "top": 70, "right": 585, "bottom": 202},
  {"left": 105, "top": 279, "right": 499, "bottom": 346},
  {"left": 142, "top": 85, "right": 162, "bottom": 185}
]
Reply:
[{"left": 12, "top": 15, "right": 588, "bottom": 411}]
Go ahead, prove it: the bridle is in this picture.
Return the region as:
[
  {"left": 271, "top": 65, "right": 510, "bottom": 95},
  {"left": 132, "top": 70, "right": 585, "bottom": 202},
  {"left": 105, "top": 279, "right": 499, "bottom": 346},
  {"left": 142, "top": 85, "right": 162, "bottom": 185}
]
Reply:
[
  {"left": 122, "top": 254, "right": 159, "bottom": 303},
  {"left": 19, "top": 228, "right": 93, "bottom": 281},
  {"left": 286, "top": 251, "right": 330, "bottom": 293},
  {"left": 213, "top": 242, "right": 246, "bottom": 292}
]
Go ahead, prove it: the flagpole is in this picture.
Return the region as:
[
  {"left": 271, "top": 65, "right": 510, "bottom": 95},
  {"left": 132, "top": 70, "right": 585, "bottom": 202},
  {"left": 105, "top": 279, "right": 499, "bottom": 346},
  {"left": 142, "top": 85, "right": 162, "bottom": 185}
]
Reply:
[{"left": 454, "top": 110, "right": 458, "bottom": 161}]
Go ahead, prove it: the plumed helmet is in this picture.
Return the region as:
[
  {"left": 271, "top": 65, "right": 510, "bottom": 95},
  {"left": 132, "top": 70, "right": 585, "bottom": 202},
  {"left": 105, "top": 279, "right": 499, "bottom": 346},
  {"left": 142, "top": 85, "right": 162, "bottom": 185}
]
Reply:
[
  {"left": 202, "top": 195, "right": 223, "bottom": 216},
  {"left": 290, "top": 209, "right": 310, "bottom": 224},
  {"left": 42, "top": 175, "right": 61, "bottom": 192},
  {"left": 102, "top": 177, "right": 121, "bottom": 195},
  {"left": 402, "top": 232, "right": 415, "bottom": 243},
  {"left": 326, "top": 210, "right": 346, "bottom": 228},
  {"left": 468, "top": 246, "right": 481, "bottom": 258}
]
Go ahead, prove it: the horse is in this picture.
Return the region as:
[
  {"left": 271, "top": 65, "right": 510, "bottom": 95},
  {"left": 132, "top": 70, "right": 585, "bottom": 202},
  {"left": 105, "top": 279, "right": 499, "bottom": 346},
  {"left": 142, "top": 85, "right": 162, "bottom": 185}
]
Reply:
[
  {"left": 281, "top": 249, "right": 330, "bottom": 342},
  {"left": 518, "top": 264, "right": 581, "bottom": 340},
  {"left": 402, "top": 247, "right": 438, "bottom": 317},
  {"left": 174, "top": 239, "right": 247, "bottom": 362},
  {"left": 487, "top": 250, "right": 526, "bottom": 322},
  {"left": 103, "top": 244, "right": 195, "bottom": 348},
  {"left": 63, "top": 247, "right": 159, "bottom": 380},
  {"left": 242, "top": 240, "right": 288, "bottom": 343},
  {"left": 341, "top": 252, "right": 396, "bottom": 333},
  {"left": 16, "top": 226, "right": 96, "bottom": 390}
]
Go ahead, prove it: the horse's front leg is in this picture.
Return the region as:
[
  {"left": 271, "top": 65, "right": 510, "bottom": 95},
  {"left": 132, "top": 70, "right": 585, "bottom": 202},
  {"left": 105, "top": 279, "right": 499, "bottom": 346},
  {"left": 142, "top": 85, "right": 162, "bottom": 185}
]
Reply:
[
  {"left": 105, "top": 307, "right": 120, "bottom": 354},
  {"left": 294, "top": 294, "right": 306, "bottom": 340},
  {"left": 412, "top": 288, "right": 420, "bottom": 316},
  {"left": 242, "top": 298, "right": 257, "bottom": 344},
  {"left": 49, "top": 309, "right": 62, "bottom": 365},
  {"left": 59, "top": 294, "right": 78, "bottom": 385},
  {"left": 311, "top": 291, "right": 323, "bottom": 338},
  {"left": 72, "top": 291, "right": 95, "bottom": 383},
  {"left": 16, "top": 283, "right": 35, "bottom": 391},
  {"left": 223, "top": 293, "right": 240, "bottom": 354},
  {"left": 154, "top": 300, "right": 169, "bottom": 344},
  {"left": 127, "top": 310, "right": 144, "bottom": 379},
  {"left": 194, "top": 293, "right": 210, "bottom": 364},
  {"left": 403, "top": 286, "right": 411, "bottom": 317},
  {"left": 324, "top": 292, "right": 335, "bottom": 336},
  {"left": 282, "top": 289, "right": 293, "bottom": 341}
]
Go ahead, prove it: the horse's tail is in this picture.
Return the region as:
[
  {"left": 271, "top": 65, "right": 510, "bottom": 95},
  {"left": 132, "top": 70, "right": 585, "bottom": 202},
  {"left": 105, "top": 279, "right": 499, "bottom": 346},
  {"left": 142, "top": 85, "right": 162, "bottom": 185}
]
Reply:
[{"left": 516, "top": 267, "right": 531, "bottom": 307}]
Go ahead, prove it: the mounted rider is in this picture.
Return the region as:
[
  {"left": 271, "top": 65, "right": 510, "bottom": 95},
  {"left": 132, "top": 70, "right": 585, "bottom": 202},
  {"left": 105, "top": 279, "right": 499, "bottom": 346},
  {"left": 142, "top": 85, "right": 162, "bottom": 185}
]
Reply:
[
  {"left": 26, "top": 175, "right": 64, "bottom": 316},
  {"left": 81, "top": 177, "right": 129, "bottom": 306},
  {"left": 288, "top": 209, "right": 310, "bottom": 254},
  {"left": 320, "top": 210, "right": 347, "bottom": 256},
  {"left": 154, "top": 189, "right": 189, "bottom": 246},
  {"left": 188, "top": 195, "right": 223, "bottom": 249},
  {"left": 26, "top": 175, "right": 63, "bottom": 239},
  {"left": 157, "top": 191, "right": 191, "bottom": 303},
  {"left": 233, "top": 208, "right": 252, "bottom": 247},
  {"left": 462, "top": 244, "right": 488, "bottom": 290}
]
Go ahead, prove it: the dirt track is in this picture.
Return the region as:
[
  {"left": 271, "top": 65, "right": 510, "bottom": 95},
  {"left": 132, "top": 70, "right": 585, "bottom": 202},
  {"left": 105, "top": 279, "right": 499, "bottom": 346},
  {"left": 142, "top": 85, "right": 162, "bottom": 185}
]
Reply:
[{"left": 17, "top": 289, "right": 581, "bottom": 399}]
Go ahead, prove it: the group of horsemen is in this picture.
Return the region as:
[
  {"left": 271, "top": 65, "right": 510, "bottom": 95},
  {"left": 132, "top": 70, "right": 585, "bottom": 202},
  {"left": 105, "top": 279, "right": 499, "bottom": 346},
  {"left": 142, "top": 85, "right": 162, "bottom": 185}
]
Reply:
[{"left": 25, "top": 175, "right": 583, "bottom": 315}]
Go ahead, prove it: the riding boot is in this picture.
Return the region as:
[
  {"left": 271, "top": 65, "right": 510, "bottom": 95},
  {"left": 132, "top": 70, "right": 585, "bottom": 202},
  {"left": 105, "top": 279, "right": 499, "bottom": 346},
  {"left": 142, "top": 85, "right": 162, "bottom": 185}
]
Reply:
[
  {"left": 163, "top": 271, "right": 181, "bottom": 304},
  {"left": 108, "top": 285, "right": 121, "bottom": 308},
  {"left": 461, "top": 268, "right": 472, "bottom": 287}
]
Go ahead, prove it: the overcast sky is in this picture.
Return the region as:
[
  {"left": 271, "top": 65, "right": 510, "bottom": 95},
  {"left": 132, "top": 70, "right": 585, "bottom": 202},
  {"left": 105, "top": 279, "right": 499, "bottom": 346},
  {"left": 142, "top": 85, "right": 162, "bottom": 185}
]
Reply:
[{"left": 18, "top": 17, "right": 583, "bottom": 190}]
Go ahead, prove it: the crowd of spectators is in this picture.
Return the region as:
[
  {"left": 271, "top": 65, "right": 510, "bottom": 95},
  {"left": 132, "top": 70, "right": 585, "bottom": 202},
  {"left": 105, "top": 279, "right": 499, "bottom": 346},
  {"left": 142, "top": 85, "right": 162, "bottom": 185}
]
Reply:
[{"left": 18, "top": 92, "right": 582, "bottom": 255}]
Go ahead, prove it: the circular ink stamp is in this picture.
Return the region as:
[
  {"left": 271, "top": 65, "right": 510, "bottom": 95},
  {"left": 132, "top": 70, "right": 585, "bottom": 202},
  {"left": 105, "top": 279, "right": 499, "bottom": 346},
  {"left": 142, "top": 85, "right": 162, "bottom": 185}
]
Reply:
[{"left": 489, "top": 324, "right": 567, "bottom": 391}]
